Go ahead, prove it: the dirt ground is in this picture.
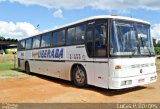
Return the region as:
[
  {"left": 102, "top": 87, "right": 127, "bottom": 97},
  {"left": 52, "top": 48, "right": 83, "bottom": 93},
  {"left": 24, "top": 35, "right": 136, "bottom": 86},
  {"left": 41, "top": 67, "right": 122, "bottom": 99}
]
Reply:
[{"left": 0, "top": 70, "right": 159, "bottom": 103}]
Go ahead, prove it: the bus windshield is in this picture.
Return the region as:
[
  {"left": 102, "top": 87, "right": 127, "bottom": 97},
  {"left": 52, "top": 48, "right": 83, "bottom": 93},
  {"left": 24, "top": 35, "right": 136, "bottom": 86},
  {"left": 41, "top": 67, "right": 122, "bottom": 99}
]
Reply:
[{"left": 110, "top": 20, "right": 155, "bottom": 56}]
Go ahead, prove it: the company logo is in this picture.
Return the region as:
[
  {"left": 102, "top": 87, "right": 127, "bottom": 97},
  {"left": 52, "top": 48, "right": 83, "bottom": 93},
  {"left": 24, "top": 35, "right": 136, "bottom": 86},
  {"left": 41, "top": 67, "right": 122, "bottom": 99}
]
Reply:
[
  {"left": 32, "top": 52, "right": 39, "bottom": 57},
  {"left": 38, "top": 48, "right": 63, "bottom": 59}
]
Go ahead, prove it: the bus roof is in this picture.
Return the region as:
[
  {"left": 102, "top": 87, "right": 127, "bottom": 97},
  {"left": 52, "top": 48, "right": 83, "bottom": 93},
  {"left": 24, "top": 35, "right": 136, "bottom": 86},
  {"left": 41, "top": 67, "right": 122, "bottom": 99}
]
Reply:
[{"left": 20, "top": 15, "right": 150, "bottom": 40}]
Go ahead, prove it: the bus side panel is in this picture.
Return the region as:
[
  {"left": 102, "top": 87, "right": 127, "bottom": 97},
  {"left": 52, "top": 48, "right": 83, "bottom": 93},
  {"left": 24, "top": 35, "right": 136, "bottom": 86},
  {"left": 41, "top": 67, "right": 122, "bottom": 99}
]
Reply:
[
  {"left": 30, "top": 60, "right": 66, "bottom": 79},
  {"left": 17, "top": 51, "right": 26, "bottom": 70},
  {"left": 65, "top": 45, "right": 96, "bottom": 86},
  {"left": 19, "top": 59, "right": 26, "bottom": 70},
  {"left": 93, "top": 61, "right": 109, "bottom": 89},
  {"left": 84, "top": 62, "right": 95, "bottom": 86},
  {"left": 18, "top": 50, "right": 32, "bottom": 71}
]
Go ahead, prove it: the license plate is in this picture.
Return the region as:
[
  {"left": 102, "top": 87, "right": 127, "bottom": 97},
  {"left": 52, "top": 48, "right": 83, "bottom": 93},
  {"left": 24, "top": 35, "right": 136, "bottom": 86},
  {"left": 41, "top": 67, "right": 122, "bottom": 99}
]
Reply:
[{"left": 138, "top": 78, "right": 145, "bottom": 83}]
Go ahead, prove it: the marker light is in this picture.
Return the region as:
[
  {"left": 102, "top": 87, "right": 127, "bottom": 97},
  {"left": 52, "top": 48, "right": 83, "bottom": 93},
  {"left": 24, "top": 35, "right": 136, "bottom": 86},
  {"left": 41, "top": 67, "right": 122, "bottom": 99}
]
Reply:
[{"left": 115, "top": 65, "right": 122, "bottom": 70}]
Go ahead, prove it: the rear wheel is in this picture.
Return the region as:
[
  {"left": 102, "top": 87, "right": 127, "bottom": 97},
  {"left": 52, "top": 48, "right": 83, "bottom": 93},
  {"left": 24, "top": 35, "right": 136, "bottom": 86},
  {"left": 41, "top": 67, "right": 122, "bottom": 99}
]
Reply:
[
  {"left": 25, "top": 62, "right": 30, "bottom": 74},
  {"left": 72, "top": 65, "right": 87, "bottom": 87}
]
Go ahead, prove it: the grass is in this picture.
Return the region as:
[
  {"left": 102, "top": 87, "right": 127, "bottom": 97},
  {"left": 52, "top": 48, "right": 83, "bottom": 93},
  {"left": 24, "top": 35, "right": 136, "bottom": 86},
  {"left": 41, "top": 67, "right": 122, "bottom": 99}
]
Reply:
[
  {"left": 0, "top": 70, "right": 29, "bottom": 80},
  {"left": 0, "top": 54, "right": 28, "bottom": 80},
  {"left": 0, "top": 63, "right": 15, "bottom": 71},
  {"left": 0, "top": 54, "right": 17, "bottom": 71}
]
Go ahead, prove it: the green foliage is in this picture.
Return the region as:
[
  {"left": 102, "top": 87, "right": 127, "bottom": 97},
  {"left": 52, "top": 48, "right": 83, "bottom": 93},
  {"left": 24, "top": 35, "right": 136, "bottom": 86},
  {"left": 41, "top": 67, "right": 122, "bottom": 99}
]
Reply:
[
  {"left": 0, "top": 36, "right": 5, "bottom": 40},
  {"left": 155, "top": 47, "right": 160, "bottom": 54},
  {"left": 0, "top": 67, "right": 29, "bottom": 80},
  {"left": 0, "top": 55, "right": 17, "bottom": 71},
  {"left": 153, "top": 38, "right": 157, "bottom": 47},
  {"left": 0, "top": 63, "right": 14, "bottom": 71}
]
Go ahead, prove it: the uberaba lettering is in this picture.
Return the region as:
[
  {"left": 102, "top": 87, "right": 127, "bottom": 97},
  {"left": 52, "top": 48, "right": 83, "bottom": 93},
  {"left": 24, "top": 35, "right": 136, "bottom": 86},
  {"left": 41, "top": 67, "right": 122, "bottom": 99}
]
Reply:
[{"left": 38, "top": 48, "right": 63, "bottom": 58}]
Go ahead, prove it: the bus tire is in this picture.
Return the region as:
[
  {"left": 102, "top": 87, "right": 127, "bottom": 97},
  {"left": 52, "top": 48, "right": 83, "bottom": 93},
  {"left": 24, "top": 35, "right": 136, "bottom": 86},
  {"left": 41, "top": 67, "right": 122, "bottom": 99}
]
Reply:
[
  {"left": 72, "top": 65, "right": 88, "bottom": 87},
  {"left": 25, "top": 62, "right": 30, "bottom": 74}
]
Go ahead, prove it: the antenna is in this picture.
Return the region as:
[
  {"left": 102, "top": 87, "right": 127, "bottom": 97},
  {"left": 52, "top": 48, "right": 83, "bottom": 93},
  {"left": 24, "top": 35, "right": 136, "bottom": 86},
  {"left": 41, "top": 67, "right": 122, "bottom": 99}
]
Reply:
[{"left": 35, "top": 24, "right": 40, "bottom": 30}]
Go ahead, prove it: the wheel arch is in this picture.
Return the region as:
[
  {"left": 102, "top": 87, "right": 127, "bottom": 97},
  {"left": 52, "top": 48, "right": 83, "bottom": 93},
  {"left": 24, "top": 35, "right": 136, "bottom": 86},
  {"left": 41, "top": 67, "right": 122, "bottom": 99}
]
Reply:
[{"left": 25, "top": 60, "right": 29, "bottom": 70}]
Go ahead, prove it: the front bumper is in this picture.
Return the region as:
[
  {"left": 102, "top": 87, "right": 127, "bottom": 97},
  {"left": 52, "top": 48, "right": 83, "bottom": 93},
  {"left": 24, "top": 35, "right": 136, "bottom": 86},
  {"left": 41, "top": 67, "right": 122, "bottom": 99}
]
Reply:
[{"left": 109, "top": 73, "right": 157, "bottom": 89}]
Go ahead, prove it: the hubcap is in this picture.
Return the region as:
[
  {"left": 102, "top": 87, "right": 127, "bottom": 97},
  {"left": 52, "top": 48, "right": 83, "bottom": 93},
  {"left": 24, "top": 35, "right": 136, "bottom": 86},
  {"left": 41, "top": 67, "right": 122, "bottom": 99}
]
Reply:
[{"left": 75, "top": 69, "right": 85, "bottom": 84}]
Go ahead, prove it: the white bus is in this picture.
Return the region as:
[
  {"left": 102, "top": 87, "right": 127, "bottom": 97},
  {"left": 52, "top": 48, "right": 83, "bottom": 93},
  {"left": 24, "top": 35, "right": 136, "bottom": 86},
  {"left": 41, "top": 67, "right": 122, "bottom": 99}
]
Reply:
[{"left": 18, "top": 15, "right": 157, "bottom": 89}]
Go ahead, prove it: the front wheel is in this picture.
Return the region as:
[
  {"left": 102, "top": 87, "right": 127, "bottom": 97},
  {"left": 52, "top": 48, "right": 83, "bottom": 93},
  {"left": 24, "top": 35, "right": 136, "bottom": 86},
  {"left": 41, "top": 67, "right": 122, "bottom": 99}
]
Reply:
[{"left": 72, "top": 66, "right": 87, "bottom": 87}]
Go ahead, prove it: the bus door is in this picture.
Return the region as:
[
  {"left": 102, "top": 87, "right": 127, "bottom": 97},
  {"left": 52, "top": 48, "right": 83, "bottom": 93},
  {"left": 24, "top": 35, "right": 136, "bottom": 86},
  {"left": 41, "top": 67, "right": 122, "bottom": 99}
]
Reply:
[
  {"left": 86, "top": 20, "right": 109, "bottom": 88},
  {"left": 86, "top": 26, "right": 95, "bottom": 85}
]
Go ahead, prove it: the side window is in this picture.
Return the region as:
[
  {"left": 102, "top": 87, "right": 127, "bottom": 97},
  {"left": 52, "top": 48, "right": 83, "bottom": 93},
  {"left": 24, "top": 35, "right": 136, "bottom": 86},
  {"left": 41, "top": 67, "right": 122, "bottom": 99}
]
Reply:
[
  {"left": 94, "top": 24, "right": 107, "bottom": 57},
  {"left": 66, "top": 27, "right": 76, "bottom": 45},
  {"left": 19, "top": 40, "right": 25, "bottom": 50},
  {"left": 26, "top": 38, "right": 32, "bottom": 49},
  {"left": 18, "top": 42, "right": 21, "bottom": 51},
  {"left": 86, "top": 28, "right": 94, "bottom": 57},
  {"left": 32, "top": 36, "right": 40, "bottom": 49},
  {"left": 52, "top": 30, "right": 65, "bottom": 46},
  {"left": 76, "top": 24, "right": 85, "bottom": 44},
  {"left": 41, "top": 33, "right": 51, "bottom": 48}
]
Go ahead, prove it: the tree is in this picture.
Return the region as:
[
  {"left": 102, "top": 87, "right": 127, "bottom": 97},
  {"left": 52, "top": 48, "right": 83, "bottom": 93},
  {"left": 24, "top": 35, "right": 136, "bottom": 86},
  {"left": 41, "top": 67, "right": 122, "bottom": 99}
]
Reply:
[
  {"left": 152, "top": 38, "right": 157, "bottom": 47},
  {"left": 0, "top": 36, "right": 5, "bottom": 40}
]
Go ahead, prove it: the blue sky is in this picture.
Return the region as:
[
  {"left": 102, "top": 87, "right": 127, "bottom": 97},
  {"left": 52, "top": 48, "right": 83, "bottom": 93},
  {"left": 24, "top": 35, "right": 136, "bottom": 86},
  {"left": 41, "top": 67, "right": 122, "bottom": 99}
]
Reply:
[{"left": 0, "top": 0, "right": 160, "bottom": 39}]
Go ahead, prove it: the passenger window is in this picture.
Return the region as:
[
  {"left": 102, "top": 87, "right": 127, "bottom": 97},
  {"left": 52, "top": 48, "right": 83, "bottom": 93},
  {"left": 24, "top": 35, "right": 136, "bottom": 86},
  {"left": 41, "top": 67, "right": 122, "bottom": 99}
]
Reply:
[
  {"left": 26, "top": 38, "right": 32, "bottom": 49},
  {"left": 41, "top": 33, "right": 51, "bottom": 47},
  {"left": 53, "top": 30, "right": 65, "bottom": 46},
  {"left": 19, "top": 40, "right": 25, "bottom": 50},
  {"left": 66, "top": 27, "right": 76, "bottom": 45},
  {"left": 94, "top": 24, "right": 107, "bottom": 57},
  {"left": 32, "top": 36, "right": 40, "bottom": 49},
  {"left": 76, "top": 24, "right": 85, "bottom": 44}
]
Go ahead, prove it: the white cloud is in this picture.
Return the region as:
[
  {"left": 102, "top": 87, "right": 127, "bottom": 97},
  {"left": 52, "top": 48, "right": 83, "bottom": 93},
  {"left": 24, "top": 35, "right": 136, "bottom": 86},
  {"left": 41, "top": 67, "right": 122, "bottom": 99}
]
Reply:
[
  {"left": 0, "top": 21, "right": 39, "bottom": 39},
  {"left": 151, "top": 24, "right": 160, "bottom": 39},
  {"left": 53, "top": 9, "right": 63, "bottom": 18},
  {"left": 2, "top": 0, "right": 160, "bottom": 11}
]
